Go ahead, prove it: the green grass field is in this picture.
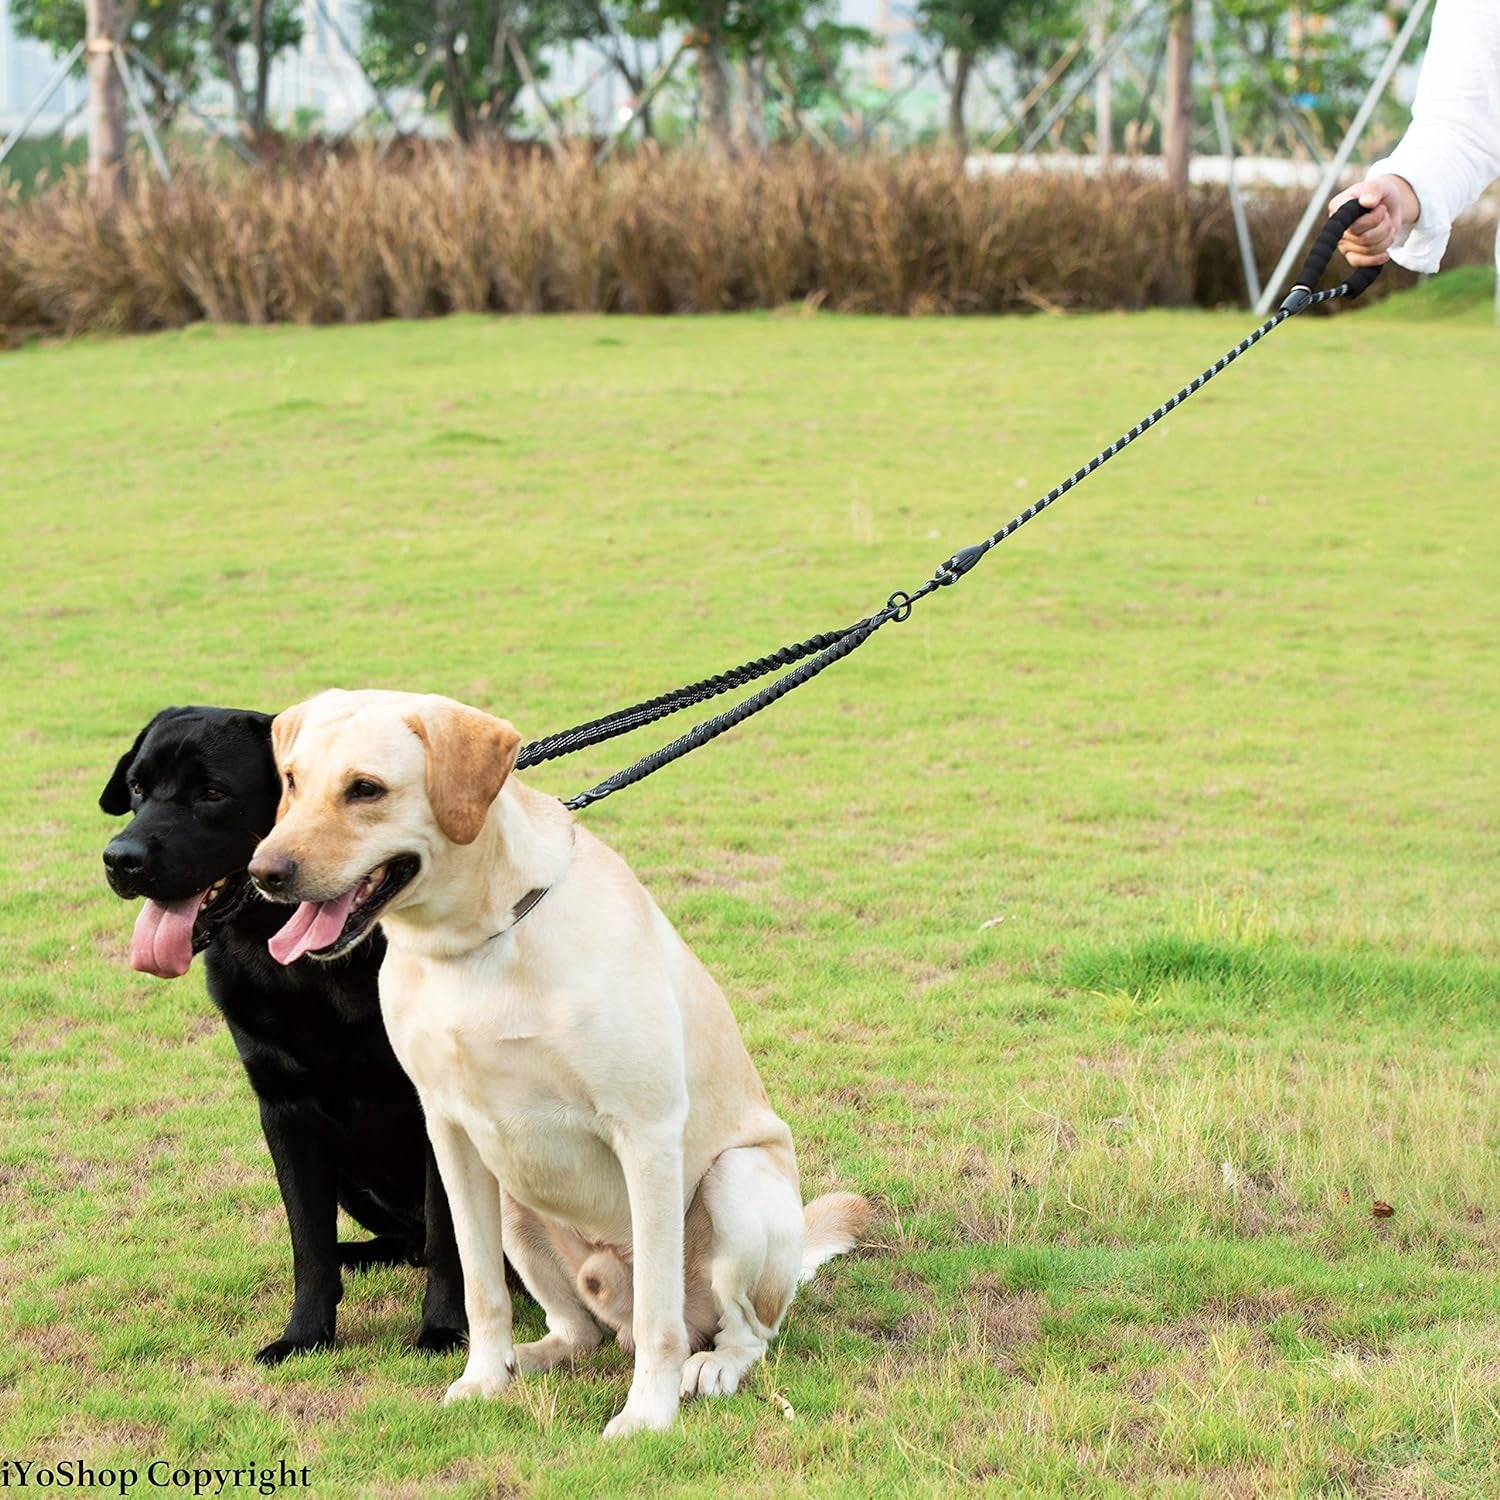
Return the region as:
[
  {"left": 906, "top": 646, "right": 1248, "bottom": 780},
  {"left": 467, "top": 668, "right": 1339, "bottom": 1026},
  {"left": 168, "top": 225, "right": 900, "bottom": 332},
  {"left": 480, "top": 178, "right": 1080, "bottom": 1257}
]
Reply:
[{"left": 2, "top": 291, "right": 1497, "bottom": 1497}]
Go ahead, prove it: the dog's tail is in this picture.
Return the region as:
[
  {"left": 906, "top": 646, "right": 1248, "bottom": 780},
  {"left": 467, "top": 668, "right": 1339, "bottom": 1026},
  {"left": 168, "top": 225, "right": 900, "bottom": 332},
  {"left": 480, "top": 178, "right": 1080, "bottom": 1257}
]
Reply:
[{"left": 799, "top": 1192, "right": 870, "bottom": 1282}]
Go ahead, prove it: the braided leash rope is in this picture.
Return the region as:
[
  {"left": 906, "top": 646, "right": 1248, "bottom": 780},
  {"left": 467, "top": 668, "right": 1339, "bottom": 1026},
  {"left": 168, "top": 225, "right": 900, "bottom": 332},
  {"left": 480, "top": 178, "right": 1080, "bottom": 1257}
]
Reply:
[{"left": 521, "top": 204, "right": 1381, "bottom": 813}]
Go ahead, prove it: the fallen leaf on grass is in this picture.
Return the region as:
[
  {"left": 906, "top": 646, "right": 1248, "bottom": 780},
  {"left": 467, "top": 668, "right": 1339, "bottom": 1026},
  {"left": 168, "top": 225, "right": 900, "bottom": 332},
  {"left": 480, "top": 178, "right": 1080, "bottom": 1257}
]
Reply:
[
  {"left": 766, "top": 1391, "right": 795, "bottom": 1422},
  {"left": 1372, "top": 1201, "right": 1395, "bottom": 1219}
]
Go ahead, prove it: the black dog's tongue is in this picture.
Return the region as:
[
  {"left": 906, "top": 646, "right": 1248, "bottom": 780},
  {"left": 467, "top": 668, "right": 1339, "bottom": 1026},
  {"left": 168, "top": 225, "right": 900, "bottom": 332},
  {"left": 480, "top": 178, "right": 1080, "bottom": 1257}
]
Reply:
[
  {"left": 130, "top": 893, "right": 208, "bottom": 978},
  {"left": 268, "top": 890, "right": 357, "bottom": 965}
]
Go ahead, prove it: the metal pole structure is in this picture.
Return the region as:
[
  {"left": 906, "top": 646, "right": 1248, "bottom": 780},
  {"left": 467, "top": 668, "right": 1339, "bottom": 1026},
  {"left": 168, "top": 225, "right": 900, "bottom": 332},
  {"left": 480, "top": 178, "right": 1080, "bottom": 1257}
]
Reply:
[
  {"left": 507, "top": 31, "right": 567, "bottom": 160},
  {"left": 307, "top": 0, "right": 402, "bottom": 131},
  {"left": 594, "top": 34, "right": 689, "bottom": 165},
  {"left": 1019, "top": 0, "right": 1153, "bottom": 155},
  {"left": 114, "top": 45, "right": 171, "bottom": 183},
  {"left": 978, "top": 35, "right": 1081, "bottom": 153},
  {"left": 1253, "top": 0, "right": 1434, "bottom": 315},
  {"left": 1196, "top": 3, "right": 1259, "bottom": 306},
  {"left": 127, "top": 46, "right": 260, "bottom": 166},
  {"left": 1092, "top": 1, "right": 1112, "bottom": 160},
  {"left": 0, "top": 39, "right": 86, "bottom": 173},
  {"left": 374, "top": 47, "right": 438, "bottom": 159}
]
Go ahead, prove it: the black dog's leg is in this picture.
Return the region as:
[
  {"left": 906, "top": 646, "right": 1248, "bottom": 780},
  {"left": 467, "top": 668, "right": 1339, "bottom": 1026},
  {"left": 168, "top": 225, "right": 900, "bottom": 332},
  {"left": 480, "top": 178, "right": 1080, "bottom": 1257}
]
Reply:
[
  {"left": 256, "top": 1102, "right": 343, "bottom": 1366},
  {"left": 415, "top": 1143, "right": 467, "bottom": 1354}
]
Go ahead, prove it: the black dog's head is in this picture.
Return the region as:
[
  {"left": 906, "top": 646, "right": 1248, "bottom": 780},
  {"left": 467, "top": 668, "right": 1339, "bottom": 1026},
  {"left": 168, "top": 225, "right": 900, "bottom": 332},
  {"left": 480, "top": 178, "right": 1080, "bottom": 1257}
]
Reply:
[{"left": 100, "top": 707, "right": 279, "bottom": 978}]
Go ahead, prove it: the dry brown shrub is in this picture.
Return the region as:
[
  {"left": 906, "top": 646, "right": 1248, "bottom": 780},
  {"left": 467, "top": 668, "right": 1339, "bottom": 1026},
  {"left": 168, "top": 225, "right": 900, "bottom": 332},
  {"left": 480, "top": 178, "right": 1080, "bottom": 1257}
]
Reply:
[{"left": 0, "top": 143, "right": 1485, "bottom": 340}]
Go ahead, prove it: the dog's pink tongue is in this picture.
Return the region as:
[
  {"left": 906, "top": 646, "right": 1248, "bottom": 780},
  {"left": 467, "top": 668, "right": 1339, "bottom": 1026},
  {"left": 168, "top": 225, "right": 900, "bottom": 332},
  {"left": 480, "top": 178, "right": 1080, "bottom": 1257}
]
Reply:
[
  {"left": 129, "top": 893, "right": 208, "bottom": 979},
  {"left": 268, "top": 889, "right": 358, "bottom": 966}
]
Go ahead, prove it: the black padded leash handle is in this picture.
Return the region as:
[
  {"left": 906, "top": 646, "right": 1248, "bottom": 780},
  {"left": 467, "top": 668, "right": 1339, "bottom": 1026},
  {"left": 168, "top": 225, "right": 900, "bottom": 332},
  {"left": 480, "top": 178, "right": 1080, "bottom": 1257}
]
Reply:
[{"left": 1280, "top": 198, "right": 1385, "bottom": 313}]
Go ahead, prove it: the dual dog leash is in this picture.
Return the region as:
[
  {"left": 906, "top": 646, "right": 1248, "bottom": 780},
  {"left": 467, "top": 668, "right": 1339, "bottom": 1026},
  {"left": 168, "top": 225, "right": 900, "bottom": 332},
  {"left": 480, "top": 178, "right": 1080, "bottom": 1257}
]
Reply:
[{"left": 517, "top": 202, "right": 1382, "bottom": 813}]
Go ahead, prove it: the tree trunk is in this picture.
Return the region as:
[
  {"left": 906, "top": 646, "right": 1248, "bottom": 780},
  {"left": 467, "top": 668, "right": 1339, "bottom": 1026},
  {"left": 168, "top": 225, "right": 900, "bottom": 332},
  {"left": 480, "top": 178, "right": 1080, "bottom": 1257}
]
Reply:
[
  {"left": 1163, "top": 0, "right": 1193, "bottom": 199},
  {"left": 732, "top": 57, "right": 768, "bottom": 153},
  {"left": 251, "top": 0, "right": 270, "bottom": 133},
  {"left": 209, "top": 0, "right": 252, "bottom": 128},
  {"left": 696, "top": 5, "right": 733, "bottom": 154},
  {"left": 85, "top": 0, "right": 127, "bottom": 209},
  {"left": 948, "top": 49, "right": 972, "bottom": 154},
  {"left": 444, "top": 45, "right": 474, "bottom": 142}
]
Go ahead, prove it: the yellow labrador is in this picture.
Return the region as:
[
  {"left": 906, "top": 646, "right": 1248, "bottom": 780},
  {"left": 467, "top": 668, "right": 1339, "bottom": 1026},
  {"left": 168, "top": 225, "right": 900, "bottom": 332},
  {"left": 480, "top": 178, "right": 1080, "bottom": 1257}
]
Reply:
[{"left": 247, "top": 690, "right": 867, "bottom": 1438}]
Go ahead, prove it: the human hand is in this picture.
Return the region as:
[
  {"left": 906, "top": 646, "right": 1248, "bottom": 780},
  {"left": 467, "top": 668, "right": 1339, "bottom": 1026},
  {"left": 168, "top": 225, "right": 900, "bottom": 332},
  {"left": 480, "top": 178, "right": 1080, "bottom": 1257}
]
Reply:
[{"left": 1329, "top": 176, "right": 1420, "bottom": 266}]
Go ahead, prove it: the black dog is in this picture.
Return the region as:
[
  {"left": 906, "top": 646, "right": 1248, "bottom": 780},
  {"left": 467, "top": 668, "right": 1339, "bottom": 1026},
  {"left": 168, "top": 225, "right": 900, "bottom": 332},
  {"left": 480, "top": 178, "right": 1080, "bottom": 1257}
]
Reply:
[{"left": 100, "top": 706, "right": 466, "bottom": 1364}]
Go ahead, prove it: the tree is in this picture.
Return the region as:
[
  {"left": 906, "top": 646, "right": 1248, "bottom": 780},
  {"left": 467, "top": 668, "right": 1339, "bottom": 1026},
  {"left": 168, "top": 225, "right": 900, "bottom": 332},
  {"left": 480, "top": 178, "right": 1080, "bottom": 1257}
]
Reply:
[
  {"left": 575, "top": 0, "right": 671, "bottom": 138},
  {"left": 1209, "top": 0, "right": 1425, "bottom": 156},
  {"left": 614, "top": 0, "right": 848, "bottom": 152},
  {"left": 12, "top": 0, "right": 302, "bottom": 134},
  {"left": 915, "top": 0, "right": 1072, "bottom": 152},
  {"left": 362, "top": 0, "right": 601, "bottom": 141},
  {"left": 208, "top": 0, "right": 304, "bottom": 135}
]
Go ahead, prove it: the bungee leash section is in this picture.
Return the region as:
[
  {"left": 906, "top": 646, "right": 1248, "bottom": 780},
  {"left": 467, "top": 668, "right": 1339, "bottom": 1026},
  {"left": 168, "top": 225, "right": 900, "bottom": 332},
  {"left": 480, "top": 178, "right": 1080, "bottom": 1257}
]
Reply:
[{"left": 518, "top": 202, "right": 1382, "bottom": 813}]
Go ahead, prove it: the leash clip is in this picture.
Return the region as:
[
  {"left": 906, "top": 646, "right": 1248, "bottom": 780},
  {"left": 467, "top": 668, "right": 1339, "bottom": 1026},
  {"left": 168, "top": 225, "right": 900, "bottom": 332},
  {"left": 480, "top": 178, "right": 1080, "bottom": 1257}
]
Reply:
[{"left": 886, "top": 590, "right": 914, "bottom": 623}]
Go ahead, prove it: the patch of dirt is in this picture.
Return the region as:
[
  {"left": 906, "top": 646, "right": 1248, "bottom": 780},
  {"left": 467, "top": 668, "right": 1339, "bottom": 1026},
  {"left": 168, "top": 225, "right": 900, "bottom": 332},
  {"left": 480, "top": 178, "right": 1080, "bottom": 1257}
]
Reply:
[
  {"left": 184, "top": 1012, "right": 226, "bottom": 1044},
  {"left": 40, "top": 1419, "right": 167, "bottom": 1465},
  {"left": 7, "top": 1015, "right": 83, "bottom": 1053},
  {"left": 207, "top": 1366, "right": 384, "bottom": 1423},
  {"left": 976, "top": 1284, "right": 1044, "bottom": 1370},
  {"left": 12, "top": 1319, "right": 100, "bottom": 1367},
  {"left": 92, "top": 927, "right": 132, "bottom": 965},
  {"left": 1075, "top": 1048, "right": 1136, "bottom": 1077},
  {"left": 380, "top": 1460, "right": 523, "bottom": 1500}
]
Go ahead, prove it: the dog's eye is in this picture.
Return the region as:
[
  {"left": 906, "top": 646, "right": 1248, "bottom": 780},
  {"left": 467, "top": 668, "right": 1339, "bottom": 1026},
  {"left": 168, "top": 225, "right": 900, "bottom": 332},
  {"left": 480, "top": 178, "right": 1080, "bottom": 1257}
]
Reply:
[
  {"left": 347, "top": 779, "right": 386, "bottom": 802},
  {"left": 128, "top": 779, "right": 144, "bottom": 800},
  {"left": 284, "top": 773, "right": 295, "bottom": 794},
  {"left": 198, "top": 787, "right": 227, "bottom": 803}
]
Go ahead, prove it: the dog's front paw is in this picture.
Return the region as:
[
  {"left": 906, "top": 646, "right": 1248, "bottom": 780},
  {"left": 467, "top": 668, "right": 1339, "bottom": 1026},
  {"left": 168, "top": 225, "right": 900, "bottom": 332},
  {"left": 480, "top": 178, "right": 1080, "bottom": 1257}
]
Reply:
[
  {"left": 602, "top": 1389, "right": 679, "bottom": 1439},
  {"left": 415, "top": 1323, "right": 467, "bottom": 1356},
  {"left": 442, "top": 1356, "right": 514, "bottom": 1404},
  {"left": 680, "top": 1350, "right": 743, "bottom": 1398},
  {"left": 255, "top": 1332, "right": 333, "bottom": 1366}
]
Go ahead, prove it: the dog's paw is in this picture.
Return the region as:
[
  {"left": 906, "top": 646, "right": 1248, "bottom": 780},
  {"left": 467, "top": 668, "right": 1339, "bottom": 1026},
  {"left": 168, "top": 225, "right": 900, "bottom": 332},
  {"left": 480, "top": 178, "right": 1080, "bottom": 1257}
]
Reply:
[
  {"left": 514, "top": 1328, "right": 598, "bottom": 1374},
  {"left": 602, "top": 1388, "right": 679, "bottom": 1439},
  {"left": 679, "top": 1350, "right": 743, "bottom": 1398},
  {"left": 442, "top": 1359, "right": 514, "bottom": 1404},
  {"left": 415, "top": 1324, "right": 467, "bottom": 1356},
  {"left": 255, "top": 1333, "right": 333, "bottom": 1367}
]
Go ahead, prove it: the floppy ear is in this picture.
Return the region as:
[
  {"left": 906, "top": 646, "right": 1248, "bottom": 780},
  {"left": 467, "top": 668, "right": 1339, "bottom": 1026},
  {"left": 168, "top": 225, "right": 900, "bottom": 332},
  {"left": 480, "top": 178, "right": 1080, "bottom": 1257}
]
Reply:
[
  {"left": 270, "top": 703, "right": 307, "bottom": 821},
  {"left": 405, "top": 700, "right": 521, "bottom": 847},
  {"left": 99, "top": 716, "right": 159, "bottom": 814}
]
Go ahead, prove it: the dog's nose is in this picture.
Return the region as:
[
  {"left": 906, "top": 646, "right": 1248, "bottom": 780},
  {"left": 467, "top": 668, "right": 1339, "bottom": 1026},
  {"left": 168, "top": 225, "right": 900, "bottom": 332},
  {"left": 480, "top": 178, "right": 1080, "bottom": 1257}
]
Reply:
[
  {"left": 103, "top": 841, "right": 146, "bottom": 887},
  {"left": 248, "top": 851, "right": 298, "bottom": 893}
]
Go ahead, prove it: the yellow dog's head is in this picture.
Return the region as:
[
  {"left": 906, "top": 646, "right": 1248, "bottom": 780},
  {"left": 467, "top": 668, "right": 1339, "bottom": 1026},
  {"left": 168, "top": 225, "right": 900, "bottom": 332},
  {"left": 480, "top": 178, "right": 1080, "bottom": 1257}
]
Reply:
[{"left": 248, "top": 689, "right": 519, "bottom": 963}]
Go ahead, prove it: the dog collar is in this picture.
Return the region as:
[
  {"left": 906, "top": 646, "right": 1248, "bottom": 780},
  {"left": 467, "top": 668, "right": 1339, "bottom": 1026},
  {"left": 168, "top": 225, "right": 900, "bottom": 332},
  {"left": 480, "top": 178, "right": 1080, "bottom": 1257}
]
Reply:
[
  {"left": 506, "top": 884, "right": 552, "bottom": 928},
  {"left": 485, "top": 825, "right": 574, "bottom": 944}
]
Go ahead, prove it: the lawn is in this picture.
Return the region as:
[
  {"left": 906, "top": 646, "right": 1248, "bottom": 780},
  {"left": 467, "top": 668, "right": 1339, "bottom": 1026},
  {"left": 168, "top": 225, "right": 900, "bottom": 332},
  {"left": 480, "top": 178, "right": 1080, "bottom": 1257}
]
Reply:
[{"left": 1, "top": 290, "right": 1497, "bottom": 1498}]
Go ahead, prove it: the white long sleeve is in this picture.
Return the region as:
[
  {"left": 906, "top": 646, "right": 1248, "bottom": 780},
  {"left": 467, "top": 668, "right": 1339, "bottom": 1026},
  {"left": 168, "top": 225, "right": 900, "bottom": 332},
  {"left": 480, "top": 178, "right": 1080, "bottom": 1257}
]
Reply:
[{"left": 1367, "top": 0, "right": 1500, "bottom": 273}]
